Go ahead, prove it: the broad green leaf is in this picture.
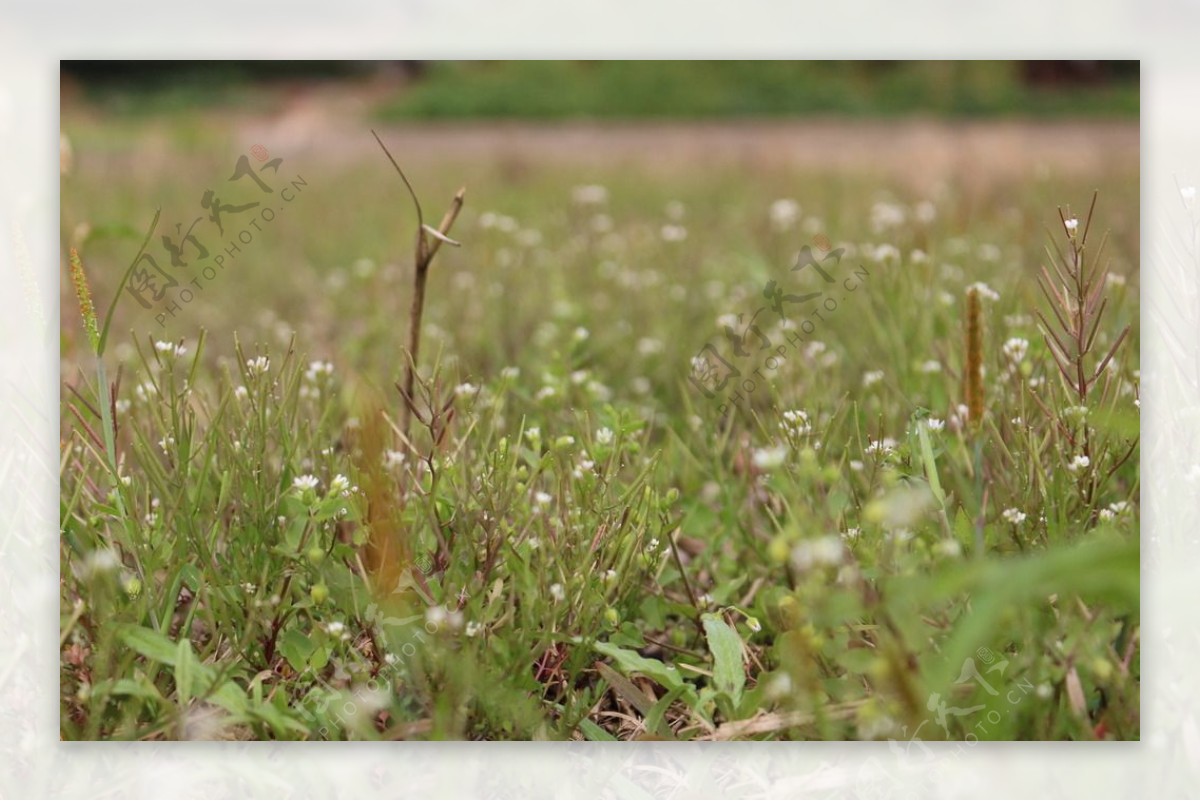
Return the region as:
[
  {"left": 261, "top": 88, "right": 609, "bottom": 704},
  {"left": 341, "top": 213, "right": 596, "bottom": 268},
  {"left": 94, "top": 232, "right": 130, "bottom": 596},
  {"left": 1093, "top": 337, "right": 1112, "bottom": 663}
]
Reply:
[
  {"left": 593, "top": 641, "right": 687, "bottom": 695},
  {"left": 702, "top": 613, "right": 745, "bottom": 706},
  {"left": 279, "top": 629, "right": 316, "bottom": 673},
  {"left": 118, "top": 625, "right": 179, "bottom": 666},
  {"left": 175, "top": 637, "right": 196, "bottom": 706},
  {"left": 578, "top": 718, "right": 617, "bottom": 741}
]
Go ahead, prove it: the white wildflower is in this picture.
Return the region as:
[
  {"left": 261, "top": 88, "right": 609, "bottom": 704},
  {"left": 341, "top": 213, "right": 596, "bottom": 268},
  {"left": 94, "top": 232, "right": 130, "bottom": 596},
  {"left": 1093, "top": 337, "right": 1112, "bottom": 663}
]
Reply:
[
  {"left": 937, "top": 539, "right": 962, "bottom": 558},
  {"left": 246, "top": 356, "right": 270, "bottom": 375},
  {"left": 660, "top": 224, "right": 688, "bottom": 242},
  {"left": 865, "top": 437, "right": 897, "bottom": 456},
  {"left": 791, "top": 535, "right": 843, "bottom": 571},
  {"left": 636, "top": 337, "right": 663, "bottom": 356},
  {"left": 925, "top": 418, "right": 944, "bottom": 432},
  {"left": 769, "top": 198, "right": 800, "bottom": 230},
  {"left": 1068, "top": 454, "right": 1091, "bottom": 472},
  {"left": 781, "top": 409, "right": 811, "bottom": 437},
  {"left": 752, "top": 446, "right": 787, "bottom": 471},
  {"left": 293, "top": 474, "right": 320, "bottom": 492},
  {"left": 571, "top": 184, "right": 608, "bottom": 205},
  {"left": 534, "top": 491, "right": 553, "bottom": 507},
  {"left": 305, "top": 360, "right": 334, "bottom": 382},
  {"left": 595, "top": 426, "right": 614, "bottom": 445},
  {"left": 549, "top": 583, "right": 565, "bottom": 602},
  {"left": 1064, "top": 217, "right": 1079, "bottom": 233},
  {"left": 967, "top": 282, "right": 1000, "bottom": 302},
  {"left": 155, "top": 340, "right": 186, "bottom": 358},
  {"left": 1002, "top": 508, "right": 1027, "bottom": 525},
  {"left": 862, "top": 370, "right": 885, "bottom": 388},
  {"left": 1003, "top": 337, "right": 1029, "bottom": 363}
]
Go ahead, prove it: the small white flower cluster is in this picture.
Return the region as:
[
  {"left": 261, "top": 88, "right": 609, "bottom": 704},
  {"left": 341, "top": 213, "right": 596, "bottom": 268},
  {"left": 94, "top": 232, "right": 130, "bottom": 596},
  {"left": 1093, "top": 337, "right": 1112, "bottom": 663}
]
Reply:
[
  {"left": 292, "top": 474, "right": 320, "bottom": 492},
  {"left": 1003, "top": 337, "right": 1029, "bottom": 363},
  {"left": 454, "top": 382, "right": 479, "bottom": 397},
  {"left": 1098, "top": 500, "right": 1131, "bottom": 522},
  {"left": 862, "top": 370, "right": 885, "bottom": 388},
  {"left": 572, "top": 184, "right": 608, "bottom": 205},
  {"left": 305, "top": 360, "right": 334, "bottom": 382},
  {"left": 870, "top": 201, "right": 905, "bottom": 232},
  {"left": 549, "top": 583, "right": 566, "bottom": 603},
  {"left": 572, "top": 456, "right": 596, "bottom": 480},
  {"left": 660, "top": 224, "right": 688, "bottom": 242},
  {"left": 300, "top": 361, "right": 334, "bottom": 400},
  {"left": 1064, "top": 217, "right": 1079, "bottom": 233},
  {"left": 155, "top": 340, "right": 187, "bottom": 359},
  {"left": 924, "top": 418, "right": 945, "bottom": 432},
  {"left": 329, "top": 474, "right": 356, "bottom": 497},
  {"left": 791, "top": 536, "right": 843, "bottom": 571},
  {"left": 479, "top": 211, "right": 519, "bottom": 232},
  {"left": 1002, "top": 507, "right": 1027, "bottom": 525},
  {"left": 780, "top": 409, "right": 811, "bottom": 438},
  {"left": 864, "top": 437, "right": 897, "bottom": 456},
  {"left": 752, "top": 446, "right": 788, "bottom": 471},
  {"left": 595, "top": 426, "right": 614, "bottom": 446},
  {"left": 1067, "top": 454, "right": 1091, "bottom": 472},
  {"left": 948, "top": 403, "right": 971, "bottom": 432},
  {"left": 636, "top": 337, "right": 663, "bottom": 356},
  {"left": 919, "top": 360, "right": 942, "bottom": 374},
  {"left": 769, "top": 198, "right": 800, "bottom": 230},
  {"left": 426, "top": 605, "right": 464, "bottom": 631},
  {"left": 246, "top": 356, "right": 271, "bottom": 375},
  {"left": 383, "top": 450, "right": 406, "bottom": 470},
  {"left": 324, "top": 620, "right": 350, "bottom": 640},
  {"left": 967, "top": 282, "right": 1000, "bottom": 302},
  {"left": 1063, "top": 405, "right": 1089, "bottom": 421}
]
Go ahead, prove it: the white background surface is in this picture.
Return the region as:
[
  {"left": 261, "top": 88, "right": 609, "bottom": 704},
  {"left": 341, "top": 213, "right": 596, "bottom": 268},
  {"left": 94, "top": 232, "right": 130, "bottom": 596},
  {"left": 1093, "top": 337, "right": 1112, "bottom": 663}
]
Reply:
[{"left": 1, "top": 4, "right": 1193, "bottom": 797}]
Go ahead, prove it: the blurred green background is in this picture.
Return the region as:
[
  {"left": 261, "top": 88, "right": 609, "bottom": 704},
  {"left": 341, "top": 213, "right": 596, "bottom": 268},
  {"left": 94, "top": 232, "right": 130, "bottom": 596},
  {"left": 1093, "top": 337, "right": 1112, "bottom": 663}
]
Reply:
[{"left": 61, "top": 60, "right": 1139, "bottom": 119}]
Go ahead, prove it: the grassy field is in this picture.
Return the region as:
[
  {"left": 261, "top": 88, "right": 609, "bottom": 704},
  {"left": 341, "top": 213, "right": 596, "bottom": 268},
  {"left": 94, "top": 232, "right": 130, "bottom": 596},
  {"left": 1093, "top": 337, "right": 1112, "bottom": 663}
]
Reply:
[{"left": 59, "top": 104, "right": 1140, "bottom": 741}]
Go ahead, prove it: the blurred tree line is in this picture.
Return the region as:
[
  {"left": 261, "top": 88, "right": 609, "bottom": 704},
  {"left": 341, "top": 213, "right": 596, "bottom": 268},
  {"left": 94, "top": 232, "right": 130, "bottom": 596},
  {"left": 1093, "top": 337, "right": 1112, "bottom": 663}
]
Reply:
[{"left": 61, "top": 60, "right": 1138, "bottom": 118}]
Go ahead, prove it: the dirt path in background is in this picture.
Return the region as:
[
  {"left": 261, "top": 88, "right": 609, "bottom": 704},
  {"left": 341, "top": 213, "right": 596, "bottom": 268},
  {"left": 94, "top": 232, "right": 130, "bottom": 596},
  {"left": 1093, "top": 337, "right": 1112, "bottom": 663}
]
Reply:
[{"left": 222, "top": 88, "right": 1138, "bottom": 190}]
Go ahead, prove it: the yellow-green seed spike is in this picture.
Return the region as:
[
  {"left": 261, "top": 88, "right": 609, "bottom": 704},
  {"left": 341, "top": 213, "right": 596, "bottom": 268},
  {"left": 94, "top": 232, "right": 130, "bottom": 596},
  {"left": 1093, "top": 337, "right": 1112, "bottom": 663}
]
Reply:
[{"left": 68, "top": 248, "right": 100, "bottom": 355}]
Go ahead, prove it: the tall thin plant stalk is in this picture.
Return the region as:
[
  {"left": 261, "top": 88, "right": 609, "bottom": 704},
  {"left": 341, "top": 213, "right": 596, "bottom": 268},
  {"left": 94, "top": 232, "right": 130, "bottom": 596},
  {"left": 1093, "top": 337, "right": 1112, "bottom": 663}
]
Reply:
[{"left": 371, "top": 130, "right": 465, "bottom": 443}]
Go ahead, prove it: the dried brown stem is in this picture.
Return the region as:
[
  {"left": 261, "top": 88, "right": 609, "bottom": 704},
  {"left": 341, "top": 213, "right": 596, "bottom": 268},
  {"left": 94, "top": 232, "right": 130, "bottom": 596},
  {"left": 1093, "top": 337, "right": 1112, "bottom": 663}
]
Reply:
[{"left": 372, "top": 130, "right": 465, "bottom": 441}]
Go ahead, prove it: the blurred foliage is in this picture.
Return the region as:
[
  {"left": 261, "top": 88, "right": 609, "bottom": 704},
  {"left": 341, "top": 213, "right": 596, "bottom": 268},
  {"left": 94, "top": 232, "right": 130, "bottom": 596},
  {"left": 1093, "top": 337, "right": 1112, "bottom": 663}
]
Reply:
[{"left": 62, "top": 60, "right": 1139, "bottom": 120}]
